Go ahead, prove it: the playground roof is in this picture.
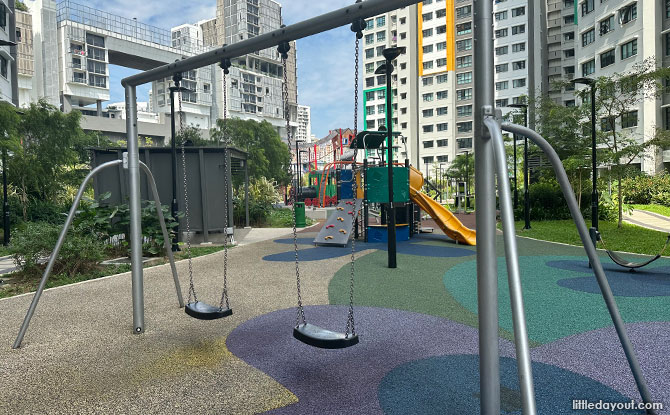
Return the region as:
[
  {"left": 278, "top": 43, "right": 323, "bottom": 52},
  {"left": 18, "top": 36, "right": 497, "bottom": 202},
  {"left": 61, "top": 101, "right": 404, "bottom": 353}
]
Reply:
[{"left": 349, "top": 130, "right": 400, "bottom": 150}]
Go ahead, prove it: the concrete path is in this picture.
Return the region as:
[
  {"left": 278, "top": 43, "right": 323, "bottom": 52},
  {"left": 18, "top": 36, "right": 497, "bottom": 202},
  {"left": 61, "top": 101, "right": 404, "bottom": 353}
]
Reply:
[
  {"left": 624, "top": 209, "right": 670, "bottom": 233},
  {"left": 0, "top": 255, "right": 17, "bottom": 276}
]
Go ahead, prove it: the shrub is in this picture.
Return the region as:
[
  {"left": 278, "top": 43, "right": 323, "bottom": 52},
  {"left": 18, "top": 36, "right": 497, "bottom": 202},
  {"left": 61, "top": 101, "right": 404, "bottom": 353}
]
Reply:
[
  {"left": 514, "top": 178, "right": 610, "bottom": 221},
  {"left": 621, "top": 174, "right": 670, "bottom": 205},
  {"left": 10, "top": 222, "right": 105, "bottom": 278},
  {"left": 233, "top": 177, "right": 280, "bottom": 226}
]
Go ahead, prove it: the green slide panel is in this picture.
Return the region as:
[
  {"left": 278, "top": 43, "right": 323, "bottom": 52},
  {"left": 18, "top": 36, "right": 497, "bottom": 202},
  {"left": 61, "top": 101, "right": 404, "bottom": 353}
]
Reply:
[{"left": 366, "top": 167, "right": 409, "bottom": 203}]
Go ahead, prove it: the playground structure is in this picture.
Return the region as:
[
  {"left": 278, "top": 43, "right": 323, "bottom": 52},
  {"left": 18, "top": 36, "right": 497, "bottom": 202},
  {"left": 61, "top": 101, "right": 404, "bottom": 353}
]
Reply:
[{"left": 9, "top": 0, "right": 659, "bottom": 414}]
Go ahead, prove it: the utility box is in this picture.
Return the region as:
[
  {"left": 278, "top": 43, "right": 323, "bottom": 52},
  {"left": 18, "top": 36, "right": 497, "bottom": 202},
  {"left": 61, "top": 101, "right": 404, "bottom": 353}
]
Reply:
[{"left": 90, "top": 147, "right": 248, "bottom": 244}]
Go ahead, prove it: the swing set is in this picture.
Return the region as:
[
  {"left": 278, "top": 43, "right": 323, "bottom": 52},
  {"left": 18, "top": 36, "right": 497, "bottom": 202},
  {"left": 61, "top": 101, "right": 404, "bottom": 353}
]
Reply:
[{"left": 11, "top": 0, "right": 659, "bottom": 413}]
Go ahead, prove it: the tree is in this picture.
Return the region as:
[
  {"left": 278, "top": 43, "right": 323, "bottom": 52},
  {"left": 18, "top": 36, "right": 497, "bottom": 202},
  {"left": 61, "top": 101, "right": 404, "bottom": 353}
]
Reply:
[
  {"left": 175, "top": 125, "right": 210, "bottom": 147},
  {"left": 446, "top": 152, "right": 475, "bottom": 193},
  {"left": 15, "top": 0, "right": 29, "bottom": 12},
  {"left": 585, "top": 58, "right": 670, "bottom": 227},
  {"left": 211, "top": 118, "right": 290, "bottom": 185}
]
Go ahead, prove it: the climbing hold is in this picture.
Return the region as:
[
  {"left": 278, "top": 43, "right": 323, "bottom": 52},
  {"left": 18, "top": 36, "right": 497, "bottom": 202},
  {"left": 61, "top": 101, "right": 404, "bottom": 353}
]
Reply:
[
  {"left": 326, "top": 224, "right": 335, "bottom": 229},
  {"left": 337, "top": 207, "right": 345, "bottom": 211},
  {"left": 339, "top": 229, "right": 347, "bottom": 234},
  {"left": 337, "top": 217, "right": 344, "bottom": 222},
  {"left": 346, "top": 201, "right": 354, "bottom": 205},
  {"left": 325, "top": 236, "right": 334, "bottom": 240},
  {"left": 348, "top": 211, "right": 353, "bottom": 215}
]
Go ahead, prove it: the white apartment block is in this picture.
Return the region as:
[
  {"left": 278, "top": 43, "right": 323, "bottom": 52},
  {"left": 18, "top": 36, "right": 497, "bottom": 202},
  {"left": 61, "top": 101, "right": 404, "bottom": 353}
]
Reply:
[
  {"left": 575, "top": 0, "right": 670, "bottom": 173},
  {"left": 0, "top": 0, "right": 14, "bottom": 104},
  {"left": 296, "top": 105, "right": 311, "bottom": 143}
]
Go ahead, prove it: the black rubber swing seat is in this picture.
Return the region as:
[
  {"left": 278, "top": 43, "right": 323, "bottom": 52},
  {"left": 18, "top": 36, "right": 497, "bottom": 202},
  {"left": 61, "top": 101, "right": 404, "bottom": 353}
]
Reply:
[
  {"left": 605, "top": 250, "right": 661, "bottom": 270},
  {"left": 293, "top": 323, "right": 359, "bottom": 349},
  {"left": 185, "top": 301, "right": 233, "bottom": 320}
]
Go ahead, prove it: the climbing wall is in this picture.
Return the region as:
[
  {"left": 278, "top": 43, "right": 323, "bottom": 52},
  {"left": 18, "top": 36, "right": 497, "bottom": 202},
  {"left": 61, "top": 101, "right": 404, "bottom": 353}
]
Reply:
[{"left": 313, "top": 199, "right": 363, "bottom": 247}]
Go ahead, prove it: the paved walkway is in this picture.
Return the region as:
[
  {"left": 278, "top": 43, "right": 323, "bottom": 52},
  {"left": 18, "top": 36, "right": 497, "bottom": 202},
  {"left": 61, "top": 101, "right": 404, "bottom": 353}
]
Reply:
[
  {"left": 0, "top": 255, "right": 17, "bottom": 276},
  {"left": 624, "top": 209, "right": 670, "bottom": 233}
]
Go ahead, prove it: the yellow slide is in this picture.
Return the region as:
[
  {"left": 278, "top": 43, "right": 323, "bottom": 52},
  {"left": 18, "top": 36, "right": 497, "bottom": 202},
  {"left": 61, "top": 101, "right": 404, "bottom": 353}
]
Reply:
[{"left": 409, "top": 166, "right": 476, "bottom": 246}]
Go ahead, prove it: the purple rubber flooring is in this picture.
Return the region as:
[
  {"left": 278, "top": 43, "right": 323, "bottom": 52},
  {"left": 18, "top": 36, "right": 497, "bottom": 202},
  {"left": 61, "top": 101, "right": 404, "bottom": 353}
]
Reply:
[{"left": 226, "top": 306, "right": 515, "bottom": 414}]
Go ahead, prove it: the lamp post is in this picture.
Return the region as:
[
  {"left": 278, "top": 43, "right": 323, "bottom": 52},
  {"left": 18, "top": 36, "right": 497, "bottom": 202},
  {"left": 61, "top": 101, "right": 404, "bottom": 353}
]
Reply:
[
  {"left": 1, "top": 39, "right": 17, "bottom": 245},
  {"left": 572, "top": 77, "right": 597, "bottom": 246},
  {"left": 508, "top": 103, "right": 529, "bottom": 229},
  {"left": 439, "top": 163, "right": 446, "bottom": 204},
  {"left": 376, "top": 46, "right": 405, "bottom": 269},
  {"left": 464, "top": 151, "right": 470, "bottom": 210},
  {"left": 299, "top": 149, "right": 308, "bottom": 188},
  {"left": 169, "top": 73, "right": 192, "bottom": 251}
]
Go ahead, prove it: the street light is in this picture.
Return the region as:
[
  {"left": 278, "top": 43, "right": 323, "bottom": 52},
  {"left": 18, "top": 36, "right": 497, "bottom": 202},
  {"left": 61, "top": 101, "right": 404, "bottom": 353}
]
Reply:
[
  {"left": 464, "top": 150, "right": 470, "bottom": 210},
  {"left": 439, "top": 163, "right": 446, "bottom": 204},
  {"left": 508, "top": 103, "right": 529, "bottom": 229},
  {"left": 169, "top": 72, "right": 193, "bottom": 251},
  {"left": 572, "top": 76, "right": 597, "bottom": 247}
]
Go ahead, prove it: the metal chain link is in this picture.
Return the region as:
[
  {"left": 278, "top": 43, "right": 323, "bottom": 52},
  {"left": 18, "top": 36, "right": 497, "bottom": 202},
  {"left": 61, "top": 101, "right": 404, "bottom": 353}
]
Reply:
[
  {"left": 346, "top": 34, "right": 361, "bottom": 338},
  {"left": 178, "top": 81, "right": 197, "bottom": 305},
  {"left": 219, "top": 69, "right": 231, "bottom": 311},
  {"left": 282, "top": 52, "right": 306, "bottom": 328}
]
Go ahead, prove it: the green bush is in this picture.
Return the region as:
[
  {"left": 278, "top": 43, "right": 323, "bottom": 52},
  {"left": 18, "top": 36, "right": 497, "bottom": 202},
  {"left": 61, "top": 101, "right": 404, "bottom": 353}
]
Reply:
[
  {"left": 514, "top": 178, "right": 610, "bottom": 221},
  {"left": 233, "top": 177, "right": 280, "bottom": 226},
  {"left": 10, "top": 222, "right": 105, "bottom": 278},
  {"left": 621, "top": 174, "right": 670, "bottom": 205}
]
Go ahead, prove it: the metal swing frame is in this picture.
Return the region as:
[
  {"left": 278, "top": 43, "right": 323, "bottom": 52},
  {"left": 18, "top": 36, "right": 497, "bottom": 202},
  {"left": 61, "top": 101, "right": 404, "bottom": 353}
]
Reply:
[{"left": 12, "top": 0, "right": 657, "bottom": 413}]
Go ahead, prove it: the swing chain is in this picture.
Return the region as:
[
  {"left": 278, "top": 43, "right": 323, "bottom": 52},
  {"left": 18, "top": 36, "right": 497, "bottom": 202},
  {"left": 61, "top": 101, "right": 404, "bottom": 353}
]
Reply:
[
  {"left": 177, "top": 74, "right": 197, "bottom": 305},
  {"left": 219, "top": 61, "right": 231, "bottom": 311},
  {"left": 280, "top": 43, "right": 306, "bottom": 327}
]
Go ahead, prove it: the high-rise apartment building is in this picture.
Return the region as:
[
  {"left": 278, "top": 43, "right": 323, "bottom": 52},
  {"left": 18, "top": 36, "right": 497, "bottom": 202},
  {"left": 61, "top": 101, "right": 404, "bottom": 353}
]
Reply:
[
  {"left": 544, "top": 0, "right": 577, "bottom": 106},
  {"left": 0, "top": 0, "right": 17, "bottom": 105},
  {"left": 296, "top": 105, "right": 311, "bottom": 143}
]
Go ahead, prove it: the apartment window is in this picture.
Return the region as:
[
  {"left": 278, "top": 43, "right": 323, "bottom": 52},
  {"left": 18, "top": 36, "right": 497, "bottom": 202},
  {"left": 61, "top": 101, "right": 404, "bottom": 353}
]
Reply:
[
  {"left": 365, "top": 91, "right": 375, "bottom": 101},
  {"left": 430, "top": 75, "right": 445, "bottom": 85},
  {"left": 512, "top": 42, "right": 526, "bottom": 53},
  {"left": 377, "top": 46, "right": 385, "bottom": 56},
  {"left": 423, "top": 140, "right": 435, "bottom": 148},
  {"left": 512, "top": 60, "right": 526, "bottom": 70},
  {"left": 436, "top": 41, "right": 447, "bottom": 51},
  {"left": 565, "top": 66, "right": 575, "bottom": 76},
  {"left": 376, "top": 16, "right": 386, "bottom": 27},
  {"left": 365, "top": 48, "right": 374, "bottom": 59},
  {"left": 365, "top": 34, "right": 374, "bottom": 45},
  {"left": 423, "top": 93, "right": 434, "bottom": 102},
  {"left": 401, "top": 92, "right": 407, "bottom": 99},
  {"left": 436, "top": 58, "right": 447, "bottom": 67},
  {"left": 366, "top": 77, "right": 374, "bottom": 87},
  {"left": 600, "top": 15, "right": 614, "bottom": 35},
  {"left": 437, "top": 9, "right": 447, "bottom": 18},
  {"left": 619, "top": 3, "right": 637, "bottom": 24},
  {"left": 456, "top": 22, "right": 472, "bottom": 35},
  {"left": 458, "top": 138, "right": 473, "bottom": 149},
  {"left": 377, "top": 75, "right": 386, "bottom": 85},
  {"left": 564, "top": 15, "right": 575, "bottom": 24},
  {"left": 621, "top": 39, "right": 637, "bottom": 59},
  {"left": 423, "top": 28, "right": 433, "bottom": 38},
  {"left": 366, "top": 19, "right": 374, "bottom": 30},
  {"left": 495, "top": 46, "right": 509, "bottom": 55},
  {"left": 437, "top": 123, "right": 449, "bottom": 132},
  {"left": 437, "top": 107, "right": 449, "bottom": 116},
  {"left": 365, "top": 63, "right": 375, "bottom": 74},
  {"left": 377, "top": 89, "right": 386, "bottom": 99},
  {"left": 437, "top": 155, "right": 449, "bottom": 163},
  {"left": 600, "top": 49, "right": 615, "bottom": 67},
  {"left": 377, "top": 104, "right": 386, "bottom": 114},
  {"left": 400, "top": 32, "right": 407, "bottom": 40},
  {"left": 72, "top": 71, "right": 85, "bottom": 84},
  {"left": 399, "top": 17, "right": 406, "bottom": 25},
  {"left": 666, "top": 0, "right": 670, "bottom": 18},
  {"left": 88, "top": 47, "right": 105, "bottom": 61},
  {"left": 423, "top": 77, "right": 434, "bottom": 86},
  {"left": 564, "top": 32, "right": 575, "bottom": 41},
  {"left": 666, "top": 108, "right": 670, "bottom": 130},
  {"left": 456, "top": 39, "right": 472, "bottom": 51},
  {"left": 601, "top": 116, "right": 615, "bottom": 132},
  {"left": 86, "top": 33, "right": 105, "bottom": 48},
  {"left": 72, "top": 57, "right": 82, "bottom": 69},
  {"left": 496, "top": 99, "right": 509, "bottom": 107},
  {"left": 433, "top": 26, "right": 445, "bottom": 35},
  {"left": 0, "top": 4, "right": 6, "bottom": 30},
  {"left": 511, "top": 6, "right": 526, "bottom": 17},
  {"left": 0, "top": 55, "right": 6, "bottom": 79},
  {"left": 423, "top": 156, "right": 435, "bottom": 164},
  {"left": 512, "top": 24, "right": 525, "bottom": 35},
  {"left": 581, "top": 0, "right": 594, "bottom": 16},
  {"left": 423, "top": 61, "right": 434, "bottom": 70},
  {"left": 377, "top": 32, "right": 386, "bottom": 42},
  {"left": 666, "top": 33, "right": 670, "bottom": 56},
  {"left": 457, "top": 122, "right": 473, "bottom": 133},
  {"left": 423, "top": 12, "right": 433, "bottom": 22},
  {"left": 582, "top": 59, "right": 595, "bottom": 76},
  {"left": 457, "top": 88, "right": 473, "bottom": 100},
  {"left": 377, "top": 119, "right": 386, "bottom": 127},
  {"left": 457, "top": 105, "right": 473, "bottom": 117},
  {"left": 88, "top": 74, "right": 106, "bottom": 88},
  {"left": 437, "top": 139, "right": 449, "bottom": 147},
  {"left": 495, "top": 29, "right": 508, "bottom": 38},
  {"left": 366, "top": 120, "right": 375, "bottom": 129},
  {"left": 457, "top": 72, "right": 472, "bottom": 84},
  {"left": 457, "top": 56, "right": 472, "bottom": 68},
  {"left": 366, "top": 106, "right": 375, "bottom": 116},
  {"left": 565, "top": 49, "right": 575, "bottom": 58},
  {"left": 565, "top": 0, "right": 575, "bottom": 6},
  {"left": 423, "top": 45, "right": 434, "bottom": 54},
  {"left": 495, "top": 63, "right": 509, "bottom": 73},
  {"left": 87, "top": 60, "right": 106, "bottom": 75},
  {"left": 400, "top": 63, "right": 406, "bottom": 70},
  {"left": 423, "top": 125, "right": 434, "bottom": 133},
  {"left": 582, "top": 29, "right": 595, "bottom": 47},
  {"left": 495, "top": 11, "right": 508, "bottom": 21},
  {"left": 455, "top": 6, "right": 471, "bottom": 18},
  {"left": 513, "top": 78, "right": 526, "bottom": 88},
  {"left": 621, "top": 110, "right": 638, "bottom": 128},
  {"left": 437, "top": 90, "right": 448, "bottom": 100},
  {"left": 423, "top": 109, "right": 434, "bottom": 118},
  {"left": 496, "top": 81, "right": 509, "bottom": 90}
]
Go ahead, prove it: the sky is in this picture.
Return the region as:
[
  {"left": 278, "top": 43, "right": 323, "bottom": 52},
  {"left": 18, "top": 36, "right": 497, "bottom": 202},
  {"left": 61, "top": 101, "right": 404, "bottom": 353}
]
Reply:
[{"left": 52, "top": 0, "right": 363, "bottom": 138}]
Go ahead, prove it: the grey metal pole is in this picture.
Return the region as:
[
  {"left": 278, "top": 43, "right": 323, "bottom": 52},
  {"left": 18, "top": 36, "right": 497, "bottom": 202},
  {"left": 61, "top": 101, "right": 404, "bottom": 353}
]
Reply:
[
  {"left": 125, "top": 85, "right": 144, "bottom": 334},
  {"left": 523, "top": 107, "right": 530, "bottom": 229},
  {"left": 13, "top": 160, "right": 122, "bottom": 349},
  {"left": 513, "top": 133, "right": 518, "bottom": 208},
  {"left": 244, "top": 158, "right": 250, "bottom": 228},
  {"left": 169, "top": 85, "right": 179, "bottom": 251},
  {"left": 121, "top": 0, "right": 424, "bottom": 88},
  {"left": 485, "top": 117, "right": 537, "bottom": 415},
  {"left": 473, "top": 0, "right": 500, "bottom": 413},
  {"left": 139, "top": 162, "right": 184, "bottom": 308},
  {"left": 385, "top": 57, "right": 396, "bottom": 269},
  {"left": 503, "top": 122, "right": 656, "bottom": 415}
]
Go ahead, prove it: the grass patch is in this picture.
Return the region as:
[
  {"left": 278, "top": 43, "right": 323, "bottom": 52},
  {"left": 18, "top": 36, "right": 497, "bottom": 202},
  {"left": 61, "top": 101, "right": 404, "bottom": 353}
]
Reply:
[
  {"left": 264, "top": 208, "right": 314, "bottom": 228},
  {"left": 0, "top": 244, "right": 228, "bottom": 299},
  {"left": 511, "top": 220, "right": 669, "bottom": 256},
  {"left": 630, "top": 204, "right": 670, "bottom": 218}
]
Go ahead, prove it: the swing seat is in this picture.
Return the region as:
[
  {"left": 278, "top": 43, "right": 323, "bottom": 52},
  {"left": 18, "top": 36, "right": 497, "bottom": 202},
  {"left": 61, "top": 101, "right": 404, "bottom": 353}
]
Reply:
[
  {"left": 293, "top": 323, "right": 359, "bottom": 349},
  {"left": 185, "top": 301, "right": 233, "bottom": 320},
  {"left": 605, "top": 250, "right": 661, "bottom": 271}
]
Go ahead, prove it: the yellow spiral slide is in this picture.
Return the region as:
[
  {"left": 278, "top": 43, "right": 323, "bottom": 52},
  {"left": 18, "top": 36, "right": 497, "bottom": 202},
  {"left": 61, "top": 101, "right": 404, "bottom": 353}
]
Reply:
[{"left": 409, "top": 166, "right": 476, "bottom": 246}]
